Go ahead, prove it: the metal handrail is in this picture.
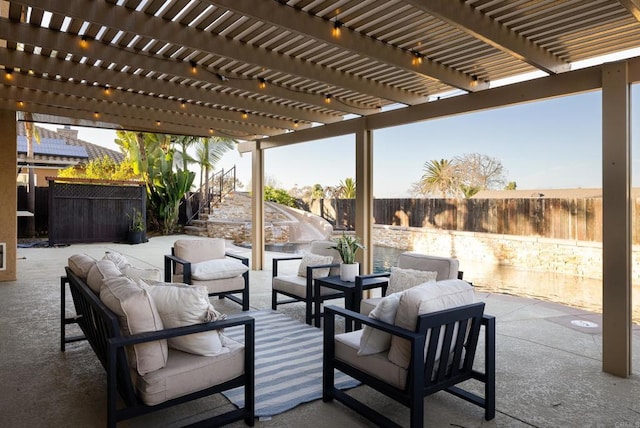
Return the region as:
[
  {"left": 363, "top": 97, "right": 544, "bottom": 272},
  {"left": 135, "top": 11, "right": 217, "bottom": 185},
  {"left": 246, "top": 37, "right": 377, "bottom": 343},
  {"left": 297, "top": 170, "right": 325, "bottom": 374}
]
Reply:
[{"left": 184, "top": 166, "right": 236, "bottom": 224}]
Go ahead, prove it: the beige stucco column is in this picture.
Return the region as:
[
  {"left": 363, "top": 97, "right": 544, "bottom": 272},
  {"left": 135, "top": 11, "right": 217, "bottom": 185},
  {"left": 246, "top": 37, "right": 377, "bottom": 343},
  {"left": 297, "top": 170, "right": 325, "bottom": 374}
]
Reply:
[
  {"left": 251, "top": 143, "right": 265, "bottom": 271},
  {"left": 355, "top": 121, "right": 373, "bottom": 274},
  {"left": 602, "top": 61, "right": 632, "bottom": 377},
  {"left": 0, "top": 109, "right": 17, "bottom": 281}
]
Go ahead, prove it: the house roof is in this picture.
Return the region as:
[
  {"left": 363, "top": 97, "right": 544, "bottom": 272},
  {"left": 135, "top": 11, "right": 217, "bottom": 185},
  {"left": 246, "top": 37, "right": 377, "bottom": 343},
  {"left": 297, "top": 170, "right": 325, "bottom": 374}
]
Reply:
[
  {"left": 16, "top": 125, "right": 124, "bottom": 164},
  {"left": 2, "top": 1, "right": 640, "bottom": 144}
]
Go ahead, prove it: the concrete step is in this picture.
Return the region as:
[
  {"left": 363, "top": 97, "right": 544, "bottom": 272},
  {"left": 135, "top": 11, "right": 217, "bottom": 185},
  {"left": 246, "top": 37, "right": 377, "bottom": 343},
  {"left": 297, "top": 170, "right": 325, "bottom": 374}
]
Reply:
[{"left": 183, "top": 225, "right": 208, "bottom": 237}]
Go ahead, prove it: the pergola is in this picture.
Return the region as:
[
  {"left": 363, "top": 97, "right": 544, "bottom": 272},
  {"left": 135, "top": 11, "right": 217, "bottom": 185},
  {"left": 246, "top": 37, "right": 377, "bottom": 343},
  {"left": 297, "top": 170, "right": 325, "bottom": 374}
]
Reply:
[{"left": 1, "top": 0, "right": 639, "bottom": 377}]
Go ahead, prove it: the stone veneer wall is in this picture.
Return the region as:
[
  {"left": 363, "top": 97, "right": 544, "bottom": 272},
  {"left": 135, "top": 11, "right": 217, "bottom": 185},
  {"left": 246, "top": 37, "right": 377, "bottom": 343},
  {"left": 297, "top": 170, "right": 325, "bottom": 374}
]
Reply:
[{"left": 373, "top": 224, "right": 640, "bottom": 281}]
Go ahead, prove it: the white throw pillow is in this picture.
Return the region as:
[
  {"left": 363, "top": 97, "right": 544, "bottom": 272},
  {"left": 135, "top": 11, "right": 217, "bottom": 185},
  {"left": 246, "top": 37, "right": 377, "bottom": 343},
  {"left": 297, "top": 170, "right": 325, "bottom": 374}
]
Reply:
[
  {"left": 123, "top": 265, "right": 162, "bottom": 285},
  {"left": 99, "top": 275, "right": 168, "bottom": 375},
  {"left": 191, "top": 258, "right": 249, "bottom": 281},
  {"left": 297, "top": 253, "right": 333, "bottom": 278},
  {"left": 358, "top": 292, "right": 402, "bottom": 356},
  {"left": 388, "top": 279, "right": 474, "bottom": 369},
  {"left": 147, "top": 282, "right": 227, "bottom": 356},
  {"left": 387, "top": 266, "right": 437, "bottom": 295},
  {"left": 68, "top": 253, "right": 97, "bottom": 280}
]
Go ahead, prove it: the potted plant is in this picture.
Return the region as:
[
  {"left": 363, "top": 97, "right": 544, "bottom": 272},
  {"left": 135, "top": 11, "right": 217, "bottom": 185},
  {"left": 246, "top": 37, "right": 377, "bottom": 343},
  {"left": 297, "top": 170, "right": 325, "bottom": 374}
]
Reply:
[
  {"left": 126, "top": 208, "right": 146, "bottom": 244},
  {"left": 331, "top": 233, "right": 365, "bottom": 282}
]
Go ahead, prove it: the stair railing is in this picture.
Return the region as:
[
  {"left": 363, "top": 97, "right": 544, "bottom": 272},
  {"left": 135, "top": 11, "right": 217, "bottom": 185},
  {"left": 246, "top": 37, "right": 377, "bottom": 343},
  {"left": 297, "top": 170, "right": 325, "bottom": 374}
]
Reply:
[{"left": 185, "top": 166, "right": 236, "bottom": 224}]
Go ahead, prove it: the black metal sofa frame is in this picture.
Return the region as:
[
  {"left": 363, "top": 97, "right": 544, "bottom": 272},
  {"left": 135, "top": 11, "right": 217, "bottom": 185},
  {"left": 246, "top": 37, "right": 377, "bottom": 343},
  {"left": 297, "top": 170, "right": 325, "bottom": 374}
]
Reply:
[
  {"left": 164, "top": 249, "right": 250, "bottom": 311},
  {"left": 323, "top": 303, "right": 495, "bottom": 428},
  {"left": 61, "top": 267, "right": 255, "bottom": 428}
]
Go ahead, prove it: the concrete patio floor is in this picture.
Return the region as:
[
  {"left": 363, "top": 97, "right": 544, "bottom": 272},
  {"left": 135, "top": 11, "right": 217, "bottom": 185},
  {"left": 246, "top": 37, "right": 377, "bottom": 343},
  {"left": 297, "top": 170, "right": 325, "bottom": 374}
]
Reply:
[{"left": 2, "top": 234, "right": 640, "bottom": 427}]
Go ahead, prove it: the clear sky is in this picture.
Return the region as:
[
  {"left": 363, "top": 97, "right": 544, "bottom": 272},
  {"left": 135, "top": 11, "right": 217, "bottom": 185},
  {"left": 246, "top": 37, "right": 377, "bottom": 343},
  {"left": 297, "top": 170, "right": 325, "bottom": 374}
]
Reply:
[{"left": 38, "top": 70, "right": 640, "bottom": 198}]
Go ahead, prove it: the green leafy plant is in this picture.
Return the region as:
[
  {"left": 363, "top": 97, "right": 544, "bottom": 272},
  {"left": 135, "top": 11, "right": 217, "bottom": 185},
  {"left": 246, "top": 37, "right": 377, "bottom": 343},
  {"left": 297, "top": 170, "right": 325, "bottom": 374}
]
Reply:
[
  {"left": 331, "top": 233, "right": 365, "bottom": 264},
  {"left": 127, "top": 208, "right": 145, "bottom": 232}
]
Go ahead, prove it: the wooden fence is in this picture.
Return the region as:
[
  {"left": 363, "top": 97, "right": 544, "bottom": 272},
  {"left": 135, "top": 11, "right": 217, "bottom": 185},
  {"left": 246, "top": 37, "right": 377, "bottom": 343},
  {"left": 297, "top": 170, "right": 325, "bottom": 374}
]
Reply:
[
  {"left": 309, "top": 197, "right": 629, "bottom": 243},
  {"left": 47, "top": 178, "right": 146, "bottom": 245}
]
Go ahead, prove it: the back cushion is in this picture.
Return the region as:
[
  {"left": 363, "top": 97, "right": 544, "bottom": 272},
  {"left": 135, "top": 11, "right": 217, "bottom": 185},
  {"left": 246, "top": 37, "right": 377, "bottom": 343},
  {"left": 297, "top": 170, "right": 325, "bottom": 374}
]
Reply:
[
  {"left": 397, "top": 252, "right": 459, "bottom": 281},
  {"left": 68, "top": 254, "right": 97, "bottom": 281},
  {"left": 86, "top": 259, "right": 125, "bottom": 294},
  {"left": 174, "top": 238, "right": 226, "bottom": 263},
  {"left": 100, "top": 276, "right": 168, "bottom": 375},
  {"left": 388, "top": 279, "right": 474, "bottom": 369},
  {"left": 387, "top": 266, "right": 437, "bottom": 295},
  {"left": 310, "top": 240, "right": 342, "bottom": 276}
]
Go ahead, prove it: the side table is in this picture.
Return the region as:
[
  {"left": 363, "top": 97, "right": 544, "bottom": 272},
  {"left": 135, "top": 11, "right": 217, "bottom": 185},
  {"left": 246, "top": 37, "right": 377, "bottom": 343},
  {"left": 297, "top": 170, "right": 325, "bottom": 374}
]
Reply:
[{"left": 314, "top": 275, "right": 389, "bottom": 331}]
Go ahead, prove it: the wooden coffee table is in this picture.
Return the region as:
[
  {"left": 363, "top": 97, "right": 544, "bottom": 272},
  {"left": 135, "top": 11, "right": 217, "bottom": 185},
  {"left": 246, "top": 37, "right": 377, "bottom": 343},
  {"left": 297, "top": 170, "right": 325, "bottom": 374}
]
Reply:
[{"left": 314, "top": 275, "right": 389, "bottom": 331}]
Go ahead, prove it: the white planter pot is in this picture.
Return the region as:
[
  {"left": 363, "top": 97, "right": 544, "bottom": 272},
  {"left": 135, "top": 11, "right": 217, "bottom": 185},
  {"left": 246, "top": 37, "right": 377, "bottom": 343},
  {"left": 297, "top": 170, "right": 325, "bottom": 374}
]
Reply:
[{"left": 339, "top": 262, "right": 359, "bottom": 282}]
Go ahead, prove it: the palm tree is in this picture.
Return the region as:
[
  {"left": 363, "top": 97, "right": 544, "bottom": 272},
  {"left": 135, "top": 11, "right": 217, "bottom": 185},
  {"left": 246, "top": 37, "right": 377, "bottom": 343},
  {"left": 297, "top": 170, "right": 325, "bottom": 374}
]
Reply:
[
  {"left": 172, "top": 135, "right": 198, "bottom": 172},
  {"left": 22, "top": 112, "right": 40, "bottom": 237},
  {"left": 337, "top": 177, "right": 356, "bottom": 199},
  {"left": 418, "top": 159, "right": 457, "bottom": 197}
]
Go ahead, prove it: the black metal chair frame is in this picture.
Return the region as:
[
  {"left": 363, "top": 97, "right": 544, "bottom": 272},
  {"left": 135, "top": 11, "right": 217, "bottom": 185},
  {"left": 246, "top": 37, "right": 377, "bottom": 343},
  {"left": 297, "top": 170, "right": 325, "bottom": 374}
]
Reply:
[
  {"left": 323, "top": 303, "right": 495, "bottom": 428},
  {"left": 271, "top": 256, "right": 342, "bottom": 325},
  {"left": 164, "top": 249, "right": 250, "bottom": 311},
  {"left": 62, "top": 268, "right": 255, "bottom": 428}
]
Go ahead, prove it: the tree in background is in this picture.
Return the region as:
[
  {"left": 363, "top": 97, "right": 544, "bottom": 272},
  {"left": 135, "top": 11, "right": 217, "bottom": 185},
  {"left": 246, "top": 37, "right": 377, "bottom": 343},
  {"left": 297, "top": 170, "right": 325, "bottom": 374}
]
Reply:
[
  {"left": 411, "top": 154, "right": 507, "bottom": 198},
  {"left": 412, "top": 159, "right": 457, "bottom": 197},
  {"left": 264, "top": 185, "right": 297, "bottom": 208},
  {"left": 504, "top": 181, "right": 517, "bottom": 190},
  {"left": 58, "top": 156, "right": 137, "bottom": 181},
  {"left": 115, "top": 131, "right": 195, "bottom": 234},
  {"left": 337, "top": 177, "right": 356, "bottom": 198},
  {"left": 194, "top": 136, "right": 236, "bottom": 199}
]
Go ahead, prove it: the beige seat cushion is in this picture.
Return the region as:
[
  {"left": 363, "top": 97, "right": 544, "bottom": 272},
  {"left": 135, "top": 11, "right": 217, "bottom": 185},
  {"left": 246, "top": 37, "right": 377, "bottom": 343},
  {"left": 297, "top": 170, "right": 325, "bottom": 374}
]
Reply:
[
  {"left": 172, "top": 274, "right": 246, "bottom": 294},
  {"left": 134, "top": 338, "right": 245, "bottom": 406},
  {"left": 335, "top": 331, "right": 407, "bottom": 390},
  {"left": 388, "top": 279, "right": 474, "bottom": 369},
  {"left": 273, "top": 275, "right": 340, "bottom": 298},
  {"left": 99, "top": 275, "right": 168, "bottom": 375}
]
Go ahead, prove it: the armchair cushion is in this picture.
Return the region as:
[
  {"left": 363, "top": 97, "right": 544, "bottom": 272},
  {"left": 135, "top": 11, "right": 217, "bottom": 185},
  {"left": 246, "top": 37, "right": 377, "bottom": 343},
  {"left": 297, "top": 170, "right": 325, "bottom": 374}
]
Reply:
[
  {"left": 68, "top": 253, "right": 96, "bottom": 280},
  {"left": 99, "top": 275, "right": 168, "bottom": 375},
  {"left": 397, "top": 252, "right": 459, "bottom": 281},
  {"left": 358, "top": 292, "right": 402, "bottom": 356},
  {"left": 387, "top": 266, "right": 437, "bottom": 294},
  {"left": 147, "top": 282, "right": 226, "bottom": 356},
  {"left": 87, "top": 259, "right": 125, "bottom": 293},
  {"left": 134, "top": 340, "right": 245, "bottom": 406},
  {"left": 174, "top": 238, "right": 226, "bottom": 263},
  {"left": 103, "top": 250, "right": 131, "bottom": 271},
  {"left": 388, "top": 279, "right": 474, "bottom": 369},
  {"left": 123, "top": 265, "right": 163, "bottom": 285},
  {"left": 191, "top": 259, "right": 249, "bottom": 281},
  {"left": 273, "top": 275, "right": 339, "bottom": 297},
  {"left": 297, "top": 253, "right": 333, "bottom": 278}
]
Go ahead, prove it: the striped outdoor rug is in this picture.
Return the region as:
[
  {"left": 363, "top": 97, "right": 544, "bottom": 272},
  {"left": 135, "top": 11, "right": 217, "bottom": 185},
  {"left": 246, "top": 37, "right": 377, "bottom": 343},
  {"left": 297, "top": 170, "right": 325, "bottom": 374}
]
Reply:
[{"left": 222, "top": 310, "right": 359, "bottom": 417}]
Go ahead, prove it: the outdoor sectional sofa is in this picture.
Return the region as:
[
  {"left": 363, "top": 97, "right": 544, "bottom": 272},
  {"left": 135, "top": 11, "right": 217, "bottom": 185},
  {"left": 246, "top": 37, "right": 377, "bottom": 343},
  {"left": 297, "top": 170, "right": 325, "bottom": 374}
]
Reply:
[{"left": 61, "top": 253, "right": 255, "bottom": 427}]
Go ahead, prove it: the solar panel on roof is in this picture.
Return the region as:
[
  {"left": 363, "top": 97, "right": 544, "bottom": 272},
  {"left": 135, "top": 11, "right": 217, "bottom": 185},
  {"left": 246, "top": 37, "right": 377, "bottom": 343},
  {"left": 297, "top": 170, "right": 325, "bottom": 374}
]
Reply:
[{"left": 17, "top": 136, "right": 89, "bottom": 158}]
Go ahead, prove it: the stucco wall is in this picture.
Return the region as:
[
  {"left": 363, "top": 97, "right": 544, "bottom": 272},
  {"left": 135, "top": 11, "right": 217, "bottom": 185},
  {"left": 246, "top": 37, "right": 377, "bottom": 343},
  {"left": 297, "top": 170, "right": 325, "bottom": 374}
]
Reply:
[
  {"left": 373, "top": 225, "right": 624, "bottom": 281},
  {"left": 0, "top": 110, "right": 17, "bottom": 281}
]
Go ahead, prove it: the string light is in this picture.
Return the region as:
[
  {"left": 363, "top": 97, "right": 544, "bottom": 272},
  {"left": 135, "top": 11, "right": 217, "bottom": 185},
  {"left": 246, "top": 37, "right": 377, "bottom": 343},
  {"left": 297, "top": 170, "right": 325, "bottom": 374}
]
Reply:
[
  {"left": 332, "top": 21, "right": 342, "bottom": 38},
  {"left": 79, "top": 35, "right": 88, "bottom": 49},
  {"left": 93, "top": 112, "right": 100, "bottom": 119},
  {"left": 17, "top": 100, "right": 24, "bottom": 108},
  {"left": 241, "top": 111, "right": 249, "bottom": 120},
  {"left": 470, "top": 75, "right": 479, "bottom": 87},
  {"left": 189, "top": 60, "right": 197, "bottom": 74},
  {"left": 180, "top": 99, "right": 187, "bottom": 109},
  {"left": 293, "top": 120, "right": 299, "bottom": 128},
  {"left": 4, "top": 68, "right": 13, "bottom": 80},
  {"left": 103, "top": 85, "right": 111, "bottom": 95},
  {"left": 411, "top": 51, "right": 423, "bottom": 66},
  {"left": 258, "top": 78, "right": 266, "bottom": 90},
  {"left": 324, "top": 94, "right": 332, "bottom": 104},
  {"left": 156, "top": 120, "right": 161, "bottom": 126},
  {"left": 209, "top": 128, "right": 214, "bottom": 134}
]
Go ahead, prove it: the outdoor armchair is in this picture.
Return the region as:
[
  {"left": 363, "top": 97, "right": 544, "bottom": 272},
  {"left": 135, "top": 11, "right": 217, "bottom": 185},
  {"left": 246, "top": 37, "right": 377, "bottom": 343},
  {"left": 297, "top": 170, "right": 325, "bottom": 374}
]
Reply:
[
  {"left": 271, "top": 240, "right": 343, "bottom": 325},
  {"left": 165, "top": 238, "right": 250, "bottom": 310},
  {"left": 323, "top": 282, "right": 495, "bottom": 427}
]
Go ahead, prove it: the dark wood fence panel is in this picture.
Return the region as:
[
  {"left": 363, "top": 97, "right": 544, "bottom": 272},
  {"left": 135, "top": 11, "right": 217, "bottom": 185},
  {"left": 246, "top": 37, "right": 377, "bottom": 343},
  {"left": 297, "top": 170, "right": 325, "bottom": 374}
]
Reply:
[
  {"left": 48, "top": 180, "right": 145, "bottom": 245},
  {"left": 319, "top": 197, "right": 609, "bottom": 243}
]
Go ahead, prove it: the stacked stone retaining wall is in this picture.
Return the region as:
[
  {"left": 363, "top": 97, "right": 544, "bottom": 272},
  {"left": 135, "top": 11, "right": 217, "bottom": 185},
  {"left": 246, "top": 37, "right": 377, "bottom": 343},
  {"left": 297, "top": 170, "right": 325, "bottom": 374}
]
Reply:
[{"left": 373, "top": 225, "right": 640, "bottom": 281}]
